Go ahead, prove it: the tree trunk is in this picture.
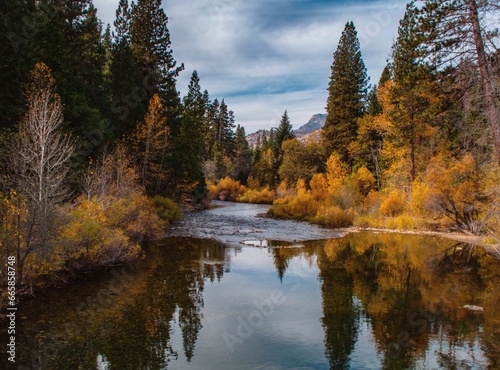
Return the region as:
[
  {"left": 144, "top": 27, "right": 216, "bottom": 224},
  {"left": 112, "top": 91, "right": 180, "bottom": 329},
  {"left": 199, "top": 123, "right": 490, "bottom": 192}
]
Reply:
[{"left": 468, "top": 0, "right": 500, "bottom": 164}]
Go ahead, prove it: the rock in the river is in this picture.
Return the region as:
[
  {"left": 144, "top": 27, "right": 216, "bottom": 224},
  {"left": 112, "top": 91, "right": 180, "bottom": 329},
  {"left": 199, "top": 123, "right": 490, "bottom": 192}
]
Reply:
[{"left": 463, "top": 304, "right": 484, "bottom": 312}]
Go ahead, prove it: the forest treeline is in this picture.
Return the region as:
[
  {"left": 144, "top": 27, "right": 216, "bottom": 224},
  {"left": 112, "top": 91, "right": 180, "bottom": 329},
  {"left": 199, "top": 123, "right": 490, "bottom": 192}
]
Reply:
[
  {"left": 0, "top": 0, "right": 499, "bottom": 291},
  {"left": 210, "top": 2, "right": 500, "bottom": 241},
  {"left": 0, "top": 0, "right": 249, "bottom": 291}
]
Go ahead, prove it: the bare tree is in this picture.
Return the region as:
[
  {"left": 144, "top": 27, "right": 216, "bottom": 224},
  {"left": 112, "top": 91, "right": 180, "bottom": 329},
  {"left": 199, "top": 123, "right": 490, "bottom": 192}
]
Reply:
[{"left": 10, "top": 62, "right": 74, "bottom": 285}]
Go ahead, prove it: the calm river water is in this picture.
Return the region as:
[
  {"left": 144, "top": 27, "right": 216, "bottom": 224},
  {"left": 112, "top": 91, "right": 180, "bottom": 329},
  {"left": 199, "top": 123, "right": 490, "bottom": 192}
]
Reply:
[{"left": 2, "top": 201, "right": 500, "bottom": 369}]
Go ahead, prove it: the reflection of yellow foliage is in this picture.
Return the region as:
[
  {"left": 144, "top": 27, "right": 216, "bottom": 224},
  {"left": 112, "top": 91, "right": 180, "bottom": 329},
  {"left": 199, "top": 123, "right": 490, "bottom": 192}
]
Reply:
[{"left": 323, "top": 239, "right": 342, "bottom": 261}]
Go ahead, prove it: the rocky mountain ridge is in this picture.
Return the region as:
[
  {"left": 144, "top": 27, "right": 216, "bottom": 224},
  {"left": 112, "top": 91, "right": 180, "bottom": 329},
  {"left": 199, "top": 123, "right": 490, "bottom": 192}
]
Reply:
[{"left": 246, "top": 113, "right": 326, "bottom": 147}]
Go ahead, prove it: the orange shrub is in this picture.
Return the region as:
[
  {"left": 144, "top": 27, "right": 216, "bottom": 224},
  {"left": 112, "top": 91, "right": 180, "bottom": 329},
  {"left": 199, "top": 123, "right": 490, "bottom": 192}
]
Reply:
[
  {"left": 312, "top": 206, "right": 354, "bottom": 228},
  {"left": 209, "top": 177, "right": 247, "bottom": 201},
  {"left": 310, "top": 173, "right": 329, "bottom": 201},
  {"left": 326, "top": 152, "right": 348, "bottom": 192},
  {"left": 351, "top": 166, "right": 376, "bottom": 198},
  {"left": 270, "top": 188, "right": 319, "bottom": 221},
  {"left": 237, "top": 187, "right": 275, "bottom": 204},
  {"left": 379, "top": 189, "right": 407, "bottom": 217}
]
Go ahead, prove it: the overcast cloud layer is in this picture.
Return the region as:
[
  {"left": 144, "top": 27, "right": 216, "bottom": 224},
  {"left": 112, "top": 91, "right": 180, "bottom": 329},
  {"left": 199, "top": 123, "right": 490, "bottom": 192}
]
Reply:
[{"left": 93, "top": 0, "right": 407, "bottom": 133}]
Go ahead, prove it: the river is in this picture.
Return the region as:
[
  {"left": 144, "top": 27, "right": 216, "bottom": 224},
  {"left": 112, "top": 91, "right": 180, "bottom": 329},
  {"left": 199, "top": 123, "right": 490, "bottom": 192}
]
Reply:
[{"left": 1, "top": 201, "right": 499, "bottom": 369}]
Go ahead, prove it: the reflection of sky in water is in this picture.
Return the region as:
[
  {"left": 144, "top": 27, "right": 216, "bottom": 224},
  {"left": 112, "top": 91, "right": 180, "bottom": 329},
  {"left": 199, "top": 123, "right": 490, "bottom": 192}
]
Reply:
[
  {"left": 167, "top": 247, "right": 387, "bottom": 370},
  {"left": 168, "top": 247, "right": 328, "bottom": 369}
]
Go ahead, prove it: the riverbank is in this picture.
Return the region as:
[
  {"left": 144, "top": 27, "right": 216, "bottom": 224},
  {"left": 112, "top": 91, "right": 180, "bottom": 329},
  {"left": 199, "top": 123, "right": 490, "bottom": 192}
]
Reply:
[
  {"left": 173, "top": 201, "right": 500, "bottom": 257},
  {"left": 340, "top": 226, "right": 499, "bottom": 250}
]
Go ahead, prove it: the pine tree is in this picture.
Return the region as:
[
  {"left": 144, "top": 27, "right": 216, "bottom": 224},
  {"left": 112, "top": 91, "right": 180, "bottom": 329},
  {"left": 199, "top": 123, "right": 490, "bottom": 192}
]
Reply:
[
  {"left": 175, "top": 71, "right": 208, "bottom": 199},
  {"left": 0, "top": 0, "right": 36, "bottom": 130},
  {"left": 322, "top": 21, "right": 369, "bottom": 164},
  {"left": 217, "top": 99, "right": 236, "bottom": 157},
  {"left": 130, "top": 0, "right": 183, "bottom": 113},
  {"left": 205, "top": 98, "right": 220, "bottom": 159},
  {"left": 272, "top": 110, "right": 295, "bottom": 184},
  {"left": 232, "top": 125, "right": 252, "bottom": 183},
  {"left": 110, "top": 0, "right": 142, "bottom": 137},
  {"left": 382, "top": 2, "right": 440, "bottom": 184},
  {"left": 28, "top": 0, "right": 112, "bottom": 165}
]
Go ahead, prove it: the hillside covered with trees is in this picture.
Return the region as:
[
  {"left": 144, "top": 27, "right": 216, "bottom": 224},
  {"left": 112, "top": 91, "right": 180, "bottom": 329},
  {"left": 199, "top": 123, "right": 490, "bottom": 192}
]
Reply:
[{"left": 0, "top": 0, "right": 499, "bottom": 291}]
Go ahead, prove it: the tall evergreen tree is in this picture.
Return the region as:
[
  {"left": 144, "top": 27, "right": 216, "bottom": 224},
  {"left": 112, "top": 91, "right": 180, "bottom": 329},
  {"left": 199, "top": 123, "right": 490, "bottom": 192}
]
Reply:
[
  {"left": 130, "top": 0, "right": 186, "bottom": 195},
  {"left": 175, "top": 70, "right": 208, "bottom": 199},
  {"left": 382, "top": 2, "right": 440, "bottom": 183},
  {"left": 217, "top": 99, "right": 236, "bottom": 157},
  {"left": 272, "top": 110, "right": 295, "bottom": 184},
  {"left": 205, "top": 97, "right": 220, "bottom": 159},
  {"left": 130, "top": 0, "right": 183, "bottom": 114},
  {"left": 322, "top": 21, "right": 368, "bottom": 164},
  {"left": 232, "top": 125, "right": 252, "bottom": 183},
  {"left": 110, "top": 0, "right": 142, "bottom": 137},
  {"left": 0, "top": 0, "right": 36, "bottom": 130}
]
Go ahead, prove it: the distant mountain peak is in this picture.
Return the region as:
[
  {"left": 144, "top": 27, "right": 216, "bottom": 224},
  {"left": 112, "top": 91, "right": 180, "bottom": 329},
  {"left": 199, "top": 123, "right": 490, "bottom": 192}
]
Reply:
[
  {"left": 294, "top": 113, "right": 326, "bottom": 135},
  {"left": 246, "top": 113, "right": 326, "bottom": 147}
]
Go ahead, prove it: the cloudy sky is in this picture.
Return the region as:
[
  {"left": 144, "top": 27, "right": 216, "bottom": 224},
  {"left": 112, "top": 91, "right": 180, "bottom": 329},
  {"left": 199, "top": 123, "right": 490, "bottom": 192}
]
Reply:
[{"left": 94, "top": 0, "right": 407, "bottom": 133}]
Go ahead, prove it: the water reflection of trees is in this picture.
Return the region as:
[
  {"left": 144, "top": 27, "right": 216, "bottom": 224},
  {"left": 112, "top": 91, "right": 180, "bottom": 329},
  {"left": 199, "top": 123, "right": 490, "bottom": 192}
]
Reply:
[
  {"left": 318, "top": 241, "right": 359, "bottom": 370},
  {"left": 313, "top": 233, "right": 500, "bottom": 370},
  {"left": 16, "top": 237, "right": 229, "bottom": 369}
]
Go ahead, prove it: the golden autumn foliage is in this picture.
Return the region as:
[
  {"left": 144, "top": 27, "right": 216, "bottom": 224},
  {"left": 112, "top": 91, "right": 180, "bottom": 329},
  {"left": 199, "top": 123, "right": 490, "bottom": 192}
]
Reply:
[
  {"left": 208, "top": 177, "right": 246, "bottom": 201},
  {"left": 424, "top": 154, "right": 486, "bottom": 234},
  {"left": 350, "top": 166, "right": 376, "bottom": 198},
  {"left": 237, "top": 187, "right": 275, "bottom": 204},
  {"left": 326, "top": 152, "right": 348, "bottom": 192},
  {"left": 208, "top": 176, "right": 276, "bottom": 204},
  {"left": 379, "top": 189, "right": 407, "bottom": 217}
]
